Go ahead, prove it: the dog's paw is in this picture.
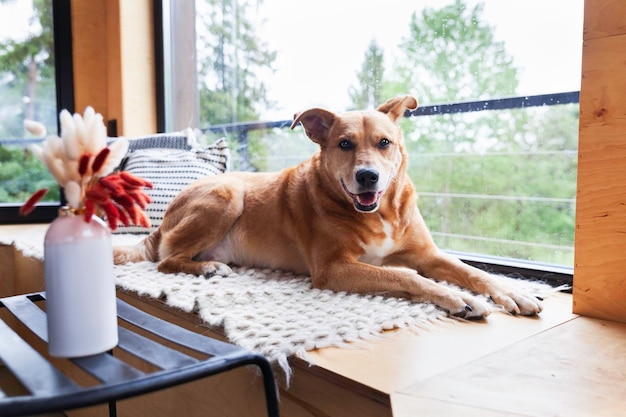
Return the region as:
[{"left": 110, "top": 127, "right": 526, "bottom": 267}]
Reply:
[
  {"left": 490, "top": 290, "right": 543, "bottom": 316},
  {"left": 201, "top": 261, "right": 232, "bottom": 278},
  {"left": 447, "top": 293, "right": 492, "bottom": 320}
]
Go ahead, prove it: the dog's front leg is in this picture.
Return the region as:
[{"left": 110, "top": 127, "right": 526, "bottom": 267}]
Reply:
[
  {"left": 311, "top": 262, "right": 492, "bottom": 319},
  {"left": 413, "top": 250, "right": 543, "bottom": 316}
]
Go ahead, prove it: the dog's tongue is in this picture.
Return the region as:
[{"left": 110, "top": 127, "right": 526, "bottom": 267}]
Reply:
[{"left": 357, "top": 192, "right": 378, "bottom": 207}]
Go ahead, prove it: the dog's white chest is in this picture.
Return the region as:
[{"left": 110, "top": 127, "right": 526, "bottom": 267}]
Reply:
[{"left": 358, "top": 219, "right": 396, "bottom": 266}]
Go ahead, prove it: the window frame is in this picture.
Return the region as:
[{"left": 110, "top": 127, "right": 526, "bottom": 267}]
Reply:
[
  {"left": 156, "top": 1, "right": 575, "bottom": 287},
  {"left": 0, "top": 0, "right": 74, "bottom": 225},
  {"left": 154, "top": 0, "right": 198, "bottom": 133},
  {"left": 0, "top": 1, "right": 576, "bottom": 288}
]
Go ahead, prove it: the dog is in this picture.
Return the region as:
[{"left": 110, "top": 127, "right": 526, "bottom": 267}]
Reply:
[{"left": 114, "top": 95, "right": 542, "bottom": 319}]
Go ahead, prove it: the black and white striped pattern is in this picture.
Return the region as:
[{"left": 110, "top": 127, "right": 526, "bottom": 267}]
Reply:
[
  {"left": 114, "top": 139, "right": 229, "bottom": 234},
  {"left": 126, "top": 134, "right": 192, "bottom": 153}
]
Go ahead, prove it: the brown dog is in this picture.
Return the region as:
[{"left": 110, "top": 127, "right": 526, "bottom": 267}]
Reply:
[{"left": 114, "top": 95, "right": 542, "bottom": 318}]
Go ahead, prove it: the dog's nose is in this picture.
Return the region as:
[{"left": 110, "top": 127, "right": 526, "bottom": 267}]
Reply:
[{"left": 356, "top": 168, "right": 379, "bottom": 187}]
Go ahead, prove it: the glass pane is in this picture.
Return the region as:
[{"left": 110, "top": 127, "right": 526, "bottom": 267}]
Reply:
[
  {"left": 189, "top": 0, "right": 583, "bottom": 267},
  {"left": 0, "top": 0, "right": 58, "bottom": 204},
  {"left": 408, "top": 105, "right": 578, "bottom": 266}
]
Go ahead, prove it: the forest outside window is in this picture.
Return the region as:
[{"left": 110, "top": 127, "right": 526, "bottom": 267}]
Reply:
[
  {"left": 0, "top": 1, "right": 57, "bottom": 203},
  {"left": 0, "top": 0, "right": 72, "bottom": 223},
  {"left": 161, "top": 0, "right": 582, "bottom": 274}
]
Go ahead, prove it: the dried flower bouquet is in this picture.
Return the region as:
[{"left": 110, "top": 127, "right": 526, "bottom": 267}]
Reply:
[{"left": 20, "top": 107, "right": 153, "bottom": 231}]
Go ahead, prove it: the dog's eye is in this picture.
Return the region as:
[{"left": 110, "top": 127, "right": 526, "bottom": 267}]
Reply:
[
  {"left": 378, "top": 138, "right": 391, "bottom": 149},
  {"left": 339, "top": 139, "right": 354, "bottom": 150}
]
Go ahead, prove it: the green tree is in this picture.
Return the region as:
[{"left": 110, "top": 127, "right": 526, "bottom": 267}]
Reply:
[
  {"left": 349, "top": 0, "right": 578, "bottom": 265},
  {"left": 348, "top": 39, "right": 385, "bottom": 110},
  {"left": 0, "top": 0, "right": 56, "bottom": 134},
  {"left": 196, "top": 0, "right": 276, "bottom": 126},
  {"left": 0, "top": 145, "right": 59, "bottom": 202},
  {"left": 391, "top": 1, "right": 517, "bottom": 103},
  {"left": 384, "top": 0, "right": 519, "bottom": 153},
  {"left": 0, "top": 0, "right": 57, "bottom": 203}
]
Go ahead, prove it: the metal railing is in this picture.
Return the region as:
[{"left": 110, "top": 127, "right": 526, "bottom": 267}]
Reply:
[
  {"left": 200, "top": 91, "right": 579, "bottom": 147},
  {"left": 0, "top": 92, "right": 579, "bottom": 284},
  {"left": 0, "top": 91, "right": 579, "bottom": 156}
]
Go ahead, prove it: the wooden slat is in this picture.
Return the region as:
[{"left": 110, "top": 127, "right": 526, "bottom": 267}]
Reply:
[{"left": 0, "top": 244, "right": 15, "bottom": 297}]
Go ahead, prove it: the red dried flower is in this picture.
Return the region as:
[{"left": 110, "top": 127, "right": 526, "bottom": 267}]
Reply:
[
  {"left": 83, "top": 199, "right": 95, "bottom": 223},
  {"left": 21, "top": 136, "right": 151, "bottom": 231},
  {"left": 83, "top": 171, "right": 153, "bottom": 230},
  {"left": 78, "top": 154, "right": 91, "bottom": 176},
  {"left": 119, "top": 171, "right": 152, "bottom": 188},
  {"left": 19, "top": 188, "right": 49, "bottom": 216},
  {"left": 91, "top": 147, "right": 111, "bottom": 173}
]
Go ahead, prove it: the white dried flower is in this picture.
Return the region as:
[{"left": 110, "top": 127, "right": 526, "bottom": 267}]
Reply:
[
  {"left": 73, "top": 113, "right": 87, "bottom": 153},
  {"left": 96, "top": 137, "right": 129, "bottom": 177},
  {"left": 82, "top": 106, "right": 95, "bottom": 126},
  {"left": 86, "top": 113, "right": 107, "bottom": 154},
  {"left": 64, "top": 180, "right": 81, "bottom": 209},
  {"left": 21, "top": 106, "right": 152, "bottom": 229},
  {"left": 28, "top": 107, "right": 128, "bottom": 209},
  {"left": 57, "top": 110, "right": 77, "bottom": 160},
  {"left": 24, "top": 119, "right": 47, "bottom": 137},
  {"left": 31, "top": 144, "right": 44, "bottom": 161}
]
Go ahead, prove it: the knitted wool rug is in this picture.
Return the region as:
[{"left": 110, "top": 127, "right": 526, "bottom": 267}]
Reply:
[{"left": 1, "top": 228, "right": 562, "bottom": 377}]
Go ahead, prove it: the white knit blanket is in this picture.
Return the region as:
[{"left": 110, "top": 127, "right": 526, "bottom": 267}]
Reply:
[{"left": 1, "top": 227, "right": 561, "bottom": 377}]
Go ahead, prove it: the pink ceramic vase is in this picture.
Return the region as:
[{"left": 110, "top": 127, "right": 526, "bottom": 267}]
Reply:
[{"left": 44, "top": 207, "right": 118, "bottom": 357}]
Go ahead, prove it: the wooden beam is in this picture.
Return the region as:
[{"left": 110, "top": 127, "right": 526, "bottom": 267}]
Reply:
[
  {"left": 70, "top": 0, "right": 109, "bottom": 120},
  {"left": 583, "top": 0, "right": 626, "bottom": 40},
  {"left": 574, "top": 0, "right": 626, "bottom": 322},
  {"left": 71, "top": 0, "right": 156, "bottom": 136}
]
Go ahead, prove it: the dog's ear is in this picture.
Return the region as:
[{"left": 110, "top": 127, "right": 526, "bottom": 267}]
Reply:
[
  {"left": 376, "top": 95, "right": 418, "bottom": 122},
  {"left": 290, "top": 108, "right": 336, "bottom": 145}
]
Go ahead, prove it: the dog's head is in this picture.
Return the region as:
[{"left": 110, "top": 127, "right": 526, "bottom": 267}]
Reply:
[{"left": 291, "top": 95, "right": 418, "bottom": 213}]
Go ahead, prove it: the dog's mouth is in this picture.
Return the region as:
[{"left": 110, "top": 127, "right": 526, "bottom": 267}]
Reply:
[{"left": 341, "top": 180, "right": 384, "bottom": 212}]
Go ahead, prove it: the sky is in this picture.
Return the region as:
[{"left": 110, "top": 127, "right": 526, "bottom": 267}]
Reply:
[
  {"left": 0, "top": 1, "right": 32, "bottom": 41},
  {"left": 256, "top": 0, "right": 585, "bottom": 118},
  {"left": 0, "top": 0, "right": 585, "bottom": 120}
]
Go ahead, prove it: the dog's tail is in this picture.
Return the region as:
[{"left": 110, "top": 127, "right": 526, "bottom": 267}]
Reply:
[{"left": 113, "top": 229, "right": 161, "bottom": 264}]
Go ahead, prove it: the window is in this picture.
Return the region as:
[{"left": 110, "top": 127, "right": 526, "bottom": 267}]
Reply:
[
  {"left": 160, "top": 0, "right": 582, "bottom": 278},
  {"left": 0, "top": 0, "right": 73, "bottom": 223}
]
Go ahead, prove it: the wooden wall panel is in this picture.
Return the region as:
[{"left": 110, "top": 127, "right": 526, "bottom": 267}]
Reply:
[
  {"left": 118, "top": 0, "right": 157, "bottom": 136},
  {"left": 0, "top": 244, "right": 15, "bottom": 297},
  {"left": 584, "top": 0, "right": 626, "bottom": 40},
  {"left": 574, "top": 0, "right": 626, "bottom": 323},
  {"left": 71, "top": 0, "right": 156, "bottom": 136},
  {"left": 71, "top": 0, "right": 110, "bottom": 120}
]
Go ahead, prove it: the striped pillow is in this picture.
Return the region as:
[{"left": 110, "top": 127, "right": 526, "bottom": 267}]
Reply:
[{"left": 114, "top": 138, "right": 229, "bottom": 234}]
